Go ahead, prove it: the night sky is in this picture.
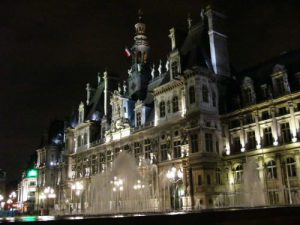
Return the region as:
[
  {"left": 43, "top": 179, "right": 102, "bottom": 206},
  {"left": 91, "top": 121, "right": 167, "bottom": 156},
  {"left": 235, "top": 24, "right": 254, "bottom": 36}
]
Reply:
[{"left": 0, "top": 0, "right": 300, "bottom": 182}]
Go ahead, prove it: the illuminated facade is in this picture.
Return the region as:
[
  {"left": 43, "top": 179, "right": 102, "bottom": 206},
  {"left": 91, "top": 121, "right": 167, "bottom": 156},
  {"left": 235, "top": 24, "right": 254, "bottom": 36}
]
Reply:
[{"left": 39, "top": 6, "right": 300, "bottom": 214}]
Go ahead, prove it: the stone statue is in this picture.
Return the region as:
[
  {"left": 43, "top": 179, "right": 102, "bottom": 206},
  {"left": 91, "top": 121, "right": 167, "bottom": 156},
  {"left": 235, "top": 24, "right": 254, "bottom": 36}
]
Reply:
[
  {"left": 128, "top": 67, "right": 132, "bottom": 77},
  {"left": 97, "top": 72, "right": 101, "bottom": 85},
  {"left": 158, "top": 60, "right": 162, "bottom": 75},
  {"left": 165, "top": 59, "right": 169, "bottom": 71},
  {"left": 151, "top": 64, "right": 155, "bottom": 79},
  {"left": 123, "top": 81, "right": 127, "bottom": 94},
  {"left": 118, "top": 83, "right": 121, "bottom": 94}
]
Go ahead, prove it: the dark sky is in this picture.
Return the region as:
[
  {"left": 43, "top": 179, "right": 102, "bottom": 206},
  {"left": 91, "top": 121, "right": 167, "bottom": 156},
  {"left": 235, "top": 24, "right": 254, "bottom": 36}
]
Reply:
[{"left": 0, "top": 0, "right": 300, "bottom": 182}]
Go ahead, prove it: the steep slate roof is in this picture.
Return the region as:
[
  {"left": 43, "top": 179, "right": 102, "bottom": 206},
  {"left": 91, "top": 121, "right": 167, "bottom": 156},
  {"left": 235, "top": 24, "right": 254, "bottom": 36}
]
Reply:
[
  {"left": 225, "top": 49, "right": 300, "bottom": 112},
  {"left": 180, "top": 18, "right": 213, "bottom": 72}
]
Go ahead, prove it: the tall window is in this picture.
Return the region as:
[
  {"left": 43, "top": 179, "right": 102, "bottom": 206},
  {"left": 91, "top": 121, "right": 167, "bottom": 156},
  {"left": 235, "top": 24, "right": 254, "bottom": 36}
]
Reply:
[
  {"left": 134, "top": 142, "right": 142, "bottom": 158},
  {"left": 263, "top": 127, "right": 273, "bottom": 147},
  {"left": 281, "top": 123, "right": 291, "bottom": 144},
  {"left": 275, "top": 77, "right": 285, "bottom": 95},
  {"left": 198, "top": 175, "right": 202, "bottom": 185},
  {"left": 136, "top": 112, "right": 141, "bottom": 127},
  {"left": 286, "top": 157, "right": 297, "bottom": 177},
  {"left": 172, "top": 96, "right": 179, "bottom": 113},
  {"left": 216, "top": 168, "right": 221, "bottom": 185},
  {"left": 205, "top": 133, "right": 213, "bottom": 152},
  {"left": 173, "top": 141, "right": 181, "bottom": 158},
  {"left": 207, "top": 175, "right": 211, "bottom": 185},
  {"left": 144, "top": 139, "right": 151, "bottom": 160},
  {"left": 202, "top": 85, "right": 209, "bottom": 103},
  {"left": 171, "top": 61, "right": 178, "bottom": 75},
  {"left": 244, "top": 88, "right": 252, "bottom": 105},
  {"left": 234, "top": 164, "right": 243, "bottom": 183},
  {"left": 247, "top": 131, "right": 256, "bottom": 150},
  {"left": 266, "top": 160, "right": 277, "bottom": 179},
  {"left": 190, "top": 134, "right": 198, "bottom": 153},
  {"left": 167, "top": 100, "right": 171, "bottom": 113},
  {"left": 212, "top": 91, "right": 216, "bottom": 107},
  {"left": 159, "top": 101, "right": 166, "bottom": 117},
  {"left": 189, "top": 86, "right": 195, "bottom": 104},
  {"left": 160, "top": 144, "right": 168, "bottom": 161}
]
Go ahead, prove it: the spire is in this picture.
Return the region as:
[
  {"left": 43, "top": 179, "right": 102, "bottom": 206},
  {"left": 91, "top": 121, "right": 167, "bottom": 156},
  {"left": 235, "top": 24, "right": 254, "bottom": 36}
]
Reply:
[
  {"left": 138, "top": 9, "right": 143, "bottom": 21},
  {"left": 187, "top": 13, "right": 192, "bottom": 30}
]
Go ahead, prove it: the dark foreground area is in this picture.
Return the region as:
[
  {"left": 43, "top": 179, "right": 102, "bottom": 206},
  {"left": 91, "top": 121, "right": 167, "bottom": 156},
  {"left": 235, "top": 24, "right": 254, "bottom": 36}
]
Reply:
[{"left": 1, "top": 206, "right": 300, "bottom": 225}]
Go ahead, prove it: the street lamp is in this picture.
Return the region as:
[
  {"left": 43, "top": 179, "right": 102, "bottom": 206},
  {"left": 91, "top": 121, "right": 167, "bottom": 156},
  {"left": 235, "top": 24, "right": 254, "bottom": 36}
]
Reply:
[
  {"left": 111, "top": 176, "right": 124, "bottom": 211},
  {"left": 71, "top": 181, "right": 84, "bottom": 213},
  {"left": 41, "top": 187, "right": 56, "bottom": 215},
  {"left": 166, "top": 166, "right": 183, "bottom": 210}
]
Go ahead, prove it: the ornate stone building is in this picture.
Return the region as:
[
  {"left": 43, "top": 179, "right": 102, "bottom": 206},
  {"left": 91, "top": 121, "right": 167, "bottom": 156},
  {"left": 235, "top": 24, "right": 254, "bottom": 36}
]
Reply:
[{"left": 37, "top": 6, "right": 300, "bottom": 214}]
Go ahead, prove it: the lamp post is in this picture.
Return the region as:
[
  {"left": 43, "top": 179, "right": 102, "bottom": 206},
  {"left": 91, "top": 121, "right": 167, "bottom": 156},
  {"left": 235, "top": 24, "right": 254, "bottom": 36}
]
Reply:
[
  {"left": 166, "top": 166, "right": 183, "bottom": 210},
  {"left": 40, "top": 187, "right": 56, "bottom": 215},
  {"left": 71, "top": 181, "right": 84, "bottom": 213},
  {"left": 111, "top": 176, "right": 124, "bottom": 212}
]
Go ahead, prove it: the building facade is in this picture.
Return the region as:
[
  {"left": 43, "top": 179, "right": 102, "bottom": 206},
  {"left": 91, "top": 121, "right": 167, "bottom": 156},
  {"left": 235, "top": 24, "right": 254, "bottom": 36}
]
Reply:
[{"left": 37, "top": 6, "right": 300, "bottom": 214}]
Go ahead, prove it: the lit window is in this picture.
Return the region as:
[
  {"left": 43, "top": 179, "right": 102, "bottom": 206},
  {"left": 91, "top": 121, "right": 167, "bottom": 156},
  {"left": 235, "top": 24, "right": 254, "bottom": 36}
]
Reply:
[
  {"left": 189, "top": 86, "right": 195, "bottom": 104},
  {"left": 190, "top": 134, "right": 198, "bottom": 153},
  {"left": 266, "top": 160, "right": 277, "bottom": 179},
  {"left": 172, "top": 96, "right": 179, "bottom": 113},
  {"left": 281, "top": 123, "right": 291, "bottom": 144},
  {"left": 202, "top": 85, "right": 209, "bottom": 103},
  {"left": 144, "top": 139, "right": 152, "bottom": 160},
  {"left": 159, "top": 101, "right": 166, "bottom": 117},
  {"left": 173, "top": 141, "right": 181, "bottom": 158},
  {"left": 160, "top": 144, "right": 168, "bottom": 161},
  {"left": 134, "top": 142, "right": 142, "bottom": 158},
  {"left": 234, "top": 164, "right": 243, "bottom": 183},
  {"left": 286, "top": 157, "right": 296, "bottom": 177},
  {"left": 247, "top": 131, "right": 256, "bottom": 150},
  {"left": 136, "top": 112, "right": 141, "bottom": 127},
  {"left": 205, "top": 133, "right": 213, "bottom": 152},
  {"left": 263, "top": 127, "right": 273, "bottom": 147}
]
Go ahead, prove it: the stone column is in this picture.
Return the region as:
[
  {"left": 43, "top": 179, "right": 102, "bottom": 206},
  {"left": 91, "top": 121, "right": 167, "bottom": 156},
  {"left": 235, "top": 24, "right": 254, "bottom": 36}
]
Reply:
[
  {"left": 239, "top": 116, "right": 245, "bottom": 152},
  {"left": 271, "top": 106, "right": 279, "bottom": 146},
  {"left": 289, "top": 102, "right": 297, "bottom": 142},
  {"left": 275, "top": 154, "right": 285, "bottom": 204},
  {"left": 254, "top": 110, "right": 262, "bottom": 149}
]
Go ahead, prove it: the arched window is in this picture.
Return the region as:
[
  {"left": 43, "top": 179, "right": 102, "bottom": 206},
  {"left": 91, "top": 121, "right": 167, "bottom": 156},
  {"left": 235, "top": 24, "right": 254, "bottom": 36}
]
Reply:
[
  {"left": 234, "top": 164, "right": 243, "bottom": 183},
  {"left": 212, "top": 91, "right": 216, "bottom": 107},
  {"left": 267, "top": 160, "right": 277, "bottom": 179},
  {"left": 172, "top": 96, "right": 179, "bottom": 113},
  {"left": 189, "top": 86, "right": 195, "bottom": 104},
  {"left": 286, "top": 157, "right": 297, "bottom": 177},
  {"left": 159, "top": 101, "right": 165, "bottom": 118},
  {"left": 202, "top": 85, "right": 209, "bottom": 103}
]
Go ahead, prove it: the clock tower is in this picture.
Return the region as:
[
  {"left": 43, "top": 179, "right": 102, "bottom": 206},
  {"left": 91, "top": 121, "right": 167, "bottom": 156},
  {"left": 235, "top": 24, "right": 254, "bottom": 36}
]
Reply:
[{"left": 127, "top": 10, "right": 151, "bottom": 100}]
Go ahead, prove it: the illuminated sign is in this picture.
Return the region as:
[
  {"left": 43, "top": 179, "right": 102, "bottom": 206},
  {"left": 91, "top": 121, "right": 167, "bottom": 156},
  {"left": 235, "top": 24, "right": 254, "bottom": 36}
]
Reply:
[{"left": 26, "top": 169, "right": 38, "bottom": 178}]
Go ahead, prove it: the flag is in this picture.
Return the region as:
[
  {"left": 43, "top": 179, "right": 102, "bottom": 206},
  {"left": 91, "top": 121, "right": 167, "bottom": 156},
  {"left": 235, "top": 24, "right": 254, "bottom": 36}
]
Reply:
[{"left": 124, "top": 47, "right": 131, "bottom": 57}]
